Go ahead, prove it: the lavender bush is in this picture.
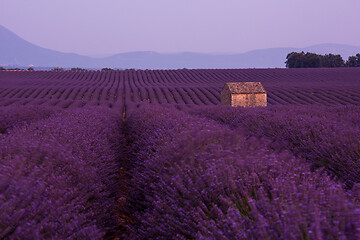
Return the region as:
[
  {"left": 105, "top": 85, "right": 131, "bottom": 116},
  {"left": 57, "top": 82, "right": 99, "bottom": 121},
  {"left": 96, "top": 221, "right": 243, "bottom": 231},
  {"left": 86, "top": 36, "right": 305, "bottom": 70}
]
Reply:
[
  {"left": 1, "top": 102, "right": 359, "bottom": 239},
  {"left": 122, "top": 105, "right": 360, "bottom": 239},
  {"left": 188, "top": 105, "right": 360, "bottom": 188},
  {"left": 0, "top": 107, "right": 123, "bottom": 239},
  {"left": 0, "top": 104, "right": 59, "bottom": 134}
]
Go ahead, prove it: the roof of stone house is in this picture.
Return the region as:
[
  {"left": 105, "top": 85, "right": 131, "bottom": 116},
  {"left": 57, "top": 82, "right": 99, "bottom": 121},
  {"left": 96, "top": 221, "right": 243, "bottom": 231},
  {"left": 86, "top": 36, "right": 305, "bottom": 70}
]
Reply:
[{"left": 223, "top": 82, "right": 266, "bottom": 94}]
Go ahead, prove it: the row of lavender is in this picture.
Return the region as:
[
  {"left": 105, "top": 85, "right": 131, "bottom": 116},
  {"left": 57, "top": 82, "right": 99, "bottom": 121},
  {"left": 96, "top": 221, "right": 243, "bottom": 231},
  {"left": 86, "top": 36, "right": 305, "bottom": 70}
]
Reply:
[
  {"left": 0, "top": 105, "right": 124, "bottom": 239},
  {"left": 187, "top": 105, "right": 360, "bottom": 188},
  {"left": 2, "top": 68, "right": 360, "bottom": 86},
  {"left": 120, "top": 104, "right": 360, "bottom": 239},
  {"left": 2, "top": 86, "right": 360, "bottom": 109},
  {"left": 1, "top": 68, "right": 360, "bottom": 109},
  {"left": 1, "top": 103, "right": 360, "bottom": 239}
]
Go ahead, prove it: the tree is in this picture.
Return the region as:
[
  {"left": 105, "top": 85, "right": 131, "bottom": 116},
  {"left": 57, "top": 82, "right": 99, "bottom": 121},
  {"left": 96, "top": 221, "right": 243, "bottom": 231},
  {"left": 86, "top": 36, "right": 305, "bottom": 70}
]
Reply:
[
  {"left": 286, "top": 52, "right": 322, "bottom": 68},
  {"left": 347, "top": 56, "right": 358, "bottom": 67},
  {"left": 286, "top": 52, "right": 305, "bottom": 68},
  {"left": 52, "top": 67, "right": 64, "bottom": 71},
  {"left": 321, "top": 54, "right": 345, "bottom": 68},
  {"left": 286, "top": 52, "right": 346, "bottom": 68},
  {"left": 71, "top": 67, "right": 86, "bottom": 71},
  {"left": 346, "top": 54, "right": 360, "bottom": 67},
  {"left": 304, "top": 52, "right": 322, "bottom": 68},
  {"left": 101, "top": 68, "right": 113, "bottom": 71}
]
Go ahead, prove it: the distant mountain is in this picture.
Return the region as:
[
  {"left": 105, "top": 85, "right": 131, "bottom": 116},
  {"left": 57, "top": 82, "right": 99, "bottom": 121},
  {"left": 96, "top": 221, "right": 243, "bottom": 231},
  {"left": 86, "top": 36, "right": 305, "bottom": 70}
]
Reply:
[
  {"left": 303, "top": 43, "right": 360, "bottom": 59},
  {"left": 0, "top": 25, "right": 100, "bottom": 68},
  {"left": 1, "top": 25, "right": 360, "bottom": 69}
]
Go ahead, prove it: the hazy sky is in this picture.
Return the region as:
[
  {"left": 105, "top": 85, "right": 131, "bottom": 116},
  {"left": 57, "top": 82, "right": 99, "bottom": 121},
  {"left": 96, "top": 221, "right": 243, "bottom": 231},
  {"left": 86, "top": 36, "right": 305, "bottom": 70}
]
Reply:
[{"left": 0, "top": 0, "right": 359, "bottom": 56}]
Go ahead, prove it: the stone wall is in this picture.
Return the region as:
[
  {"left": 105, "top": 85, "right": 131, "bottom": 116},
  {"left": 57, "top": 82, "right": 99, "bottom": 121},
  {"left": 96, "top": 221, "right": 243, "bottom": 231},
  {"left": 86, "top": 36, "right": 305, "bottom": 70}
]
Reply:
[
  {"left": 232, "top": 93, "right": 267, "bottom": 107},
  {"left": 221, "top": 87, "right": 231, "bottom": 105}
]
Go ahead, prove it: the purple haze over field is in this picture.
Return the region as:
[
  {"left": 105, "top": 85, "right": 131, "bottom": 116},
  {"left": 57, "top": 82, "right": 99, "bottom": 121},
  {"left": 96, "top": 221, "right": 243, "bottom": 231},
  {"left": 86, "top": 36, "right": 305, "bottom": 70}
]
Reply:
[{"left": 1, "top": 0, "right": 360, "bottom": 56}]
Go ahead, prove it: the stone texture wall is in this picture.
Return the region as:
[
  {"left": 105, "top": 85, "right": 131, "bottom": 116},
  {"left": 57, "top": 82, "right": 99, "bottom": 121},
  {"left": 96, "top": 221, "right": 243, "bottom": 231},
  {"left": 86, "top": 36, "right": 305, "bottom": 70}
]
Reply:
[
  {"left": 221, "top": 87, "right": 231, "bottom": 105},
  {"left": 232, "top": 93, "right": 267, "bottom": 107}
]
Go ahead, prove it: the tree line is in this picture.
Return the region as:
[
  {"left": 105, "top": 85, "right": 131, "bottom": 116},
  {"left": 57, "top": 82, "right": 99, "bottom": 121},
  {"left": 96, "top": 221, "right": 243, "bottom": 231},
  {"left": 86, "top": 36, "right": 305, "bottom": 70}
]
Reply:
[{"left": 285, "top": 52, "right": 360, "bottom": 68}]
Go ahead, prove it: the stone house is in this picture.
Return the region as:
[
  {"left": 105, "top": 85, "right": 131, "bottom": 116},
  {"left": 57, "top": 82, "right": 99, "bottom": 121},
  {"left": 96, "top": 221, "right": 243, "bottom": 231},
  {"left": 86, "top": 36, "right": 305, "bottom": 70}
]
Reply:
[{"left": 221, "top": 82, "right": 267, "bottom": 107}]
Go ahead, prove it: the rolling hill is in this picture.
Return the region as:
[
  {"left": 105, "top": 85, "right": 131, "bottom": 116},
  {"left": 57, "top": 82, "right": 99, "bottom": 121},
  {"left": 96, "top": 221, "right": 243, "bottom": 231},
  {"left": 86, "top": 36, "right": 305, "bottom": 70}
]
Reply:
[{"left": 1, "top": 25, "right": 360, "bottom": 69}]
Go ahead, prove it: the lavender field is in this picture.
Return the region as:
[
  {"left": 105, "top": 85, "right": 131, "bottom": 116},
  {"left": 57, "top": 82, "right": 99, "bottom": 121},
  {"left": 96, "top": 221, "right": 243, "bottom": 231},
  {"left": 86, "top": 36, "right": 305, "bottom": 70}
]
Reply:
[
  {"left": 0, "top": 68, "right": 360, "bottom": 239},
  {"left": 1, "top": 68, "right": 360, "bottom": 110}
]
